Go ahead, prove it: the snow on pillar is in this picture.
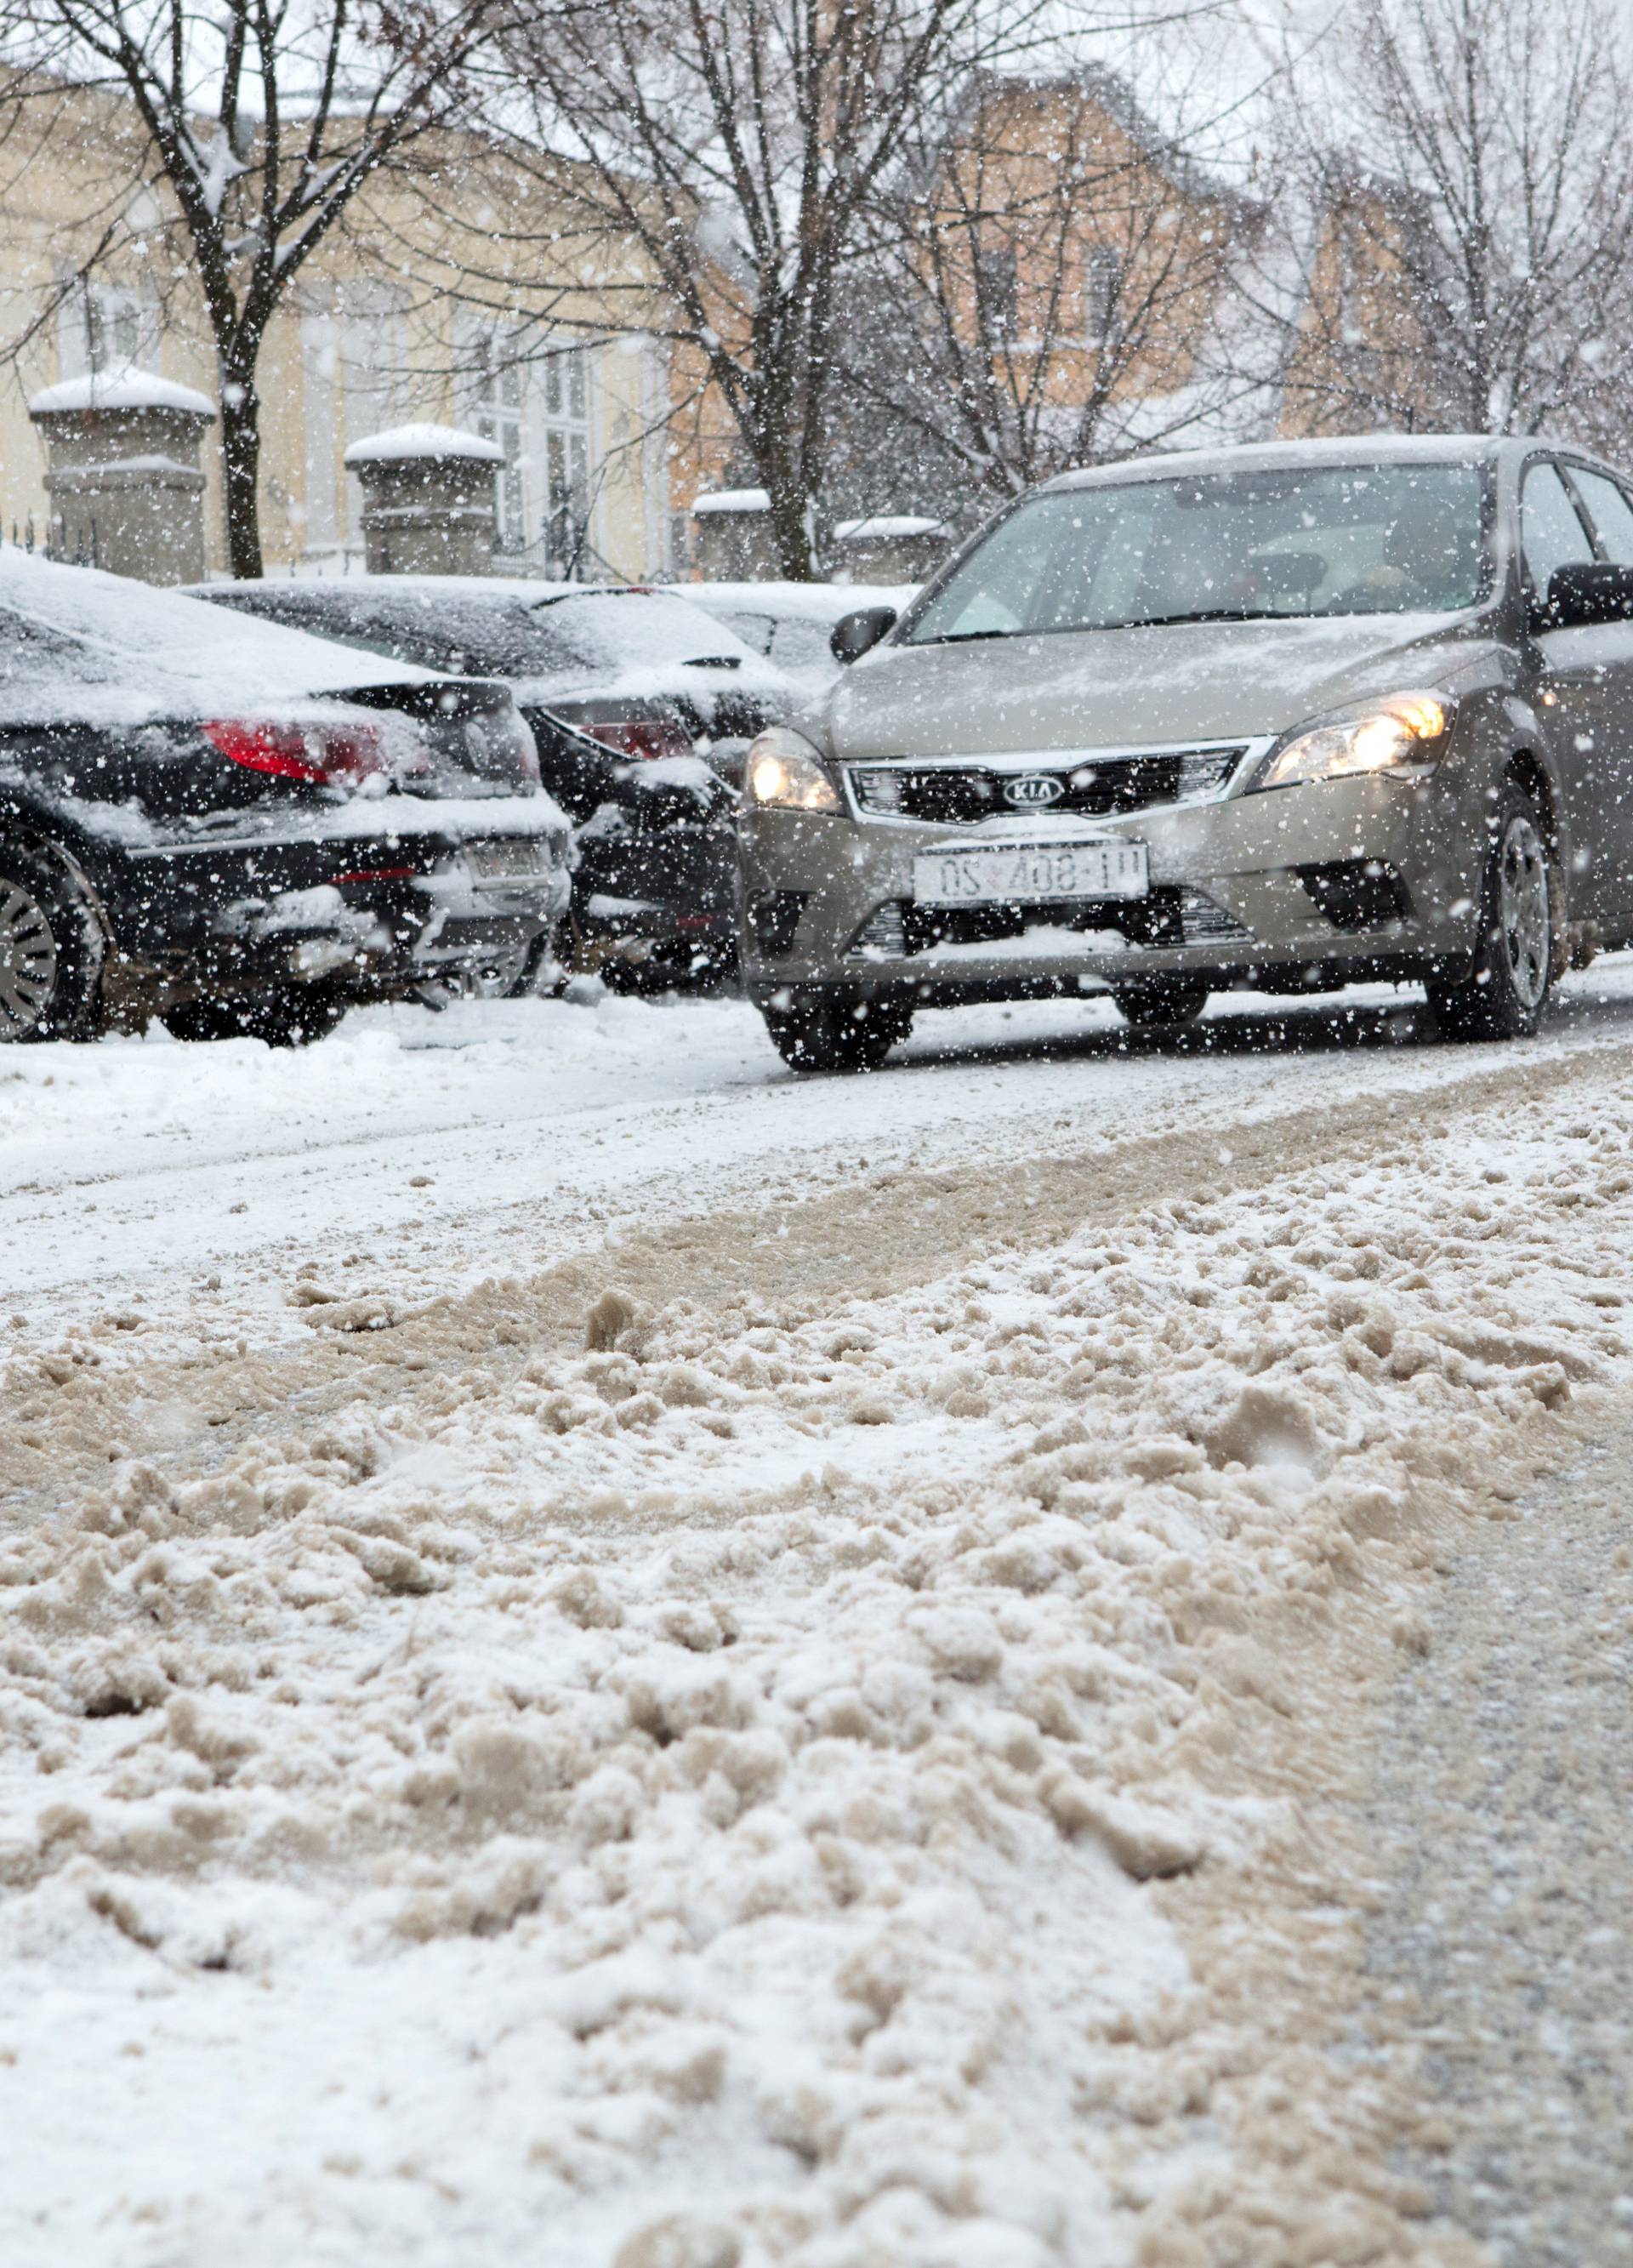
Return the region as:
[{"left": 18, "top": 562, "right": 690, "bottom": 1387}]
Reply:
[
  {"left": 28, "top": 367, "right": 217, "bottom": 586},
  {"left": 344, "top": 425, "right": 504, "bottom": 577}
]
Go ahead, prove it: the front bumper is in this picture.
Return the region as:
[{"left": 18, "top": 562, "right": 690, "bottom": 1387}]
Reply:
[
  {"left": 572, "top": 818, "right": 738, "bottom": 957},
  {"left": 738, "top": 769, "right": 1488, "bottom": 1004}
]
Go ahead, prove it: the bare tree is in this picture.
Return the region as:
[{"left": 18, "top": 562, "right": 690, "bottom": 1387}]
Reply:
[
  {"left": 841, "top": 64, "right": 1256, "bottom": 516},
  {"left": 497, "top": 0, "right": 1075, "bottom": 578},
  {"left": 1267, "top": 0, "right": 1633, "bottom": 442},
  {"left": 2, "top": 0, "right": 501, "bottom": 575}
]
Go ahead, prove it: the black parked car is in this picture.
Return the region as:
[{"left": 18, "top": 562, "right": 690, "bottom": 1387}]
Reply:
[
  {"left": 194, "top": 577, "right": 798, "bottom": 986},
  {"left": 0, "top": 553, "right": 570, "bottom": 1045}
]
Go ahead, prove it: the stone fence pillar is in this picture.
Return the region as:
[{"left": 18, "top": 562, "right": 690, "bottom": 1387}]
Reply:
[
  {"left": 28, "top": 367, "right": 216, "bottom": 585},
  {"left": 344, "top": 425, "right": 504, "bottom": 575},
  {"left": 691, "top": 487, "right": 782, "bottom": 579}
]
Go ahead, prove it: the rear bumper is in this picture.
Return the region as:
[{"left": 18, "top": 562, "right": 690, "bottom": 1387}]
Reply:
[{"left": 78, "top": 818, "right": 571, "bottom": 1010}]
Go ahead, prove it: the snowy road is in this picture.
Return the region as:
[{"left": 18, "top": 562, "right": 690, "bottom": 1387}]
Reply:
[
  {"left": 6, "top": 965, "right": 1633, "bottom": 1342},
  {"left": 1363, "top": 1423, "right": 1633, "bottom": 2266},
  {"left": 6, "top": 969, "right": 1633, "bottom": 2266}
]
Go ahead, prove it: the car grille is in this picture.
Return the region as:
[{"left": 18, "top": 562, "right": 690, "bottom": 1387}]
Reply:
[
  {"left": 846, "top": 887, "right": 1251, "bottom": 959},
  {"left": 848, "top": 744, "right": 1249, "bottom": 823}
]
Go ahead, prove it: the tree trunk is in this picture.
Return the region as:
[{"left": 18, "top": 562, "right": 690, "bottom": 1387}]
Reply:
[
  {"left": 219, "top": 372, "right": 265, "bottom": 580},
  {"left": 765, "top": 478, "right": 818, "bottom": 579}
]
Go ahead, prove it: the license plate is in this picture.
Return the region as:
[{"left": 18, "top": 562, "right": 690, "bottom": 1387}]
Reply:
[
  {"left": 467, "top": 838, "right": 550, "bottom": 882},
  {"left": 913, "top": 837, "right": 1148, "bottom": 907}
]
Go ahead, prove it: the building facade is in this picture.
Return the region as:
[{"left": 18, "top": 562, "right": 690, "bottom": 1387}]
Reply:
[{"left": 0, "top": 82, "right": 677, "bottom": 581}]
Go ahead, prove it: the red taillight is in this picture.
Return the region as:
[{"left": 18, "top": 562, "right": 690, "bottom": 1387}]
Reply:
[
  {"left": 581, "top": 716, "right": 696, "bottom": 762},
  {"left": 332, "top": 866, "right": 417, "bottom": 885},
  {"left": 203, "top": 719, "right": 388, "bottom": 784}
]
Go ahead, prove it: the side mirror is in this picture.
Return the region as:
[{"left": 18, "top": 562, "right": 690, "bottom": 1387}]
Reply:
[
  {"left": 1536, "top": 562, "right": 1633, "bottom": 631},
  {"left": 830, "top": 606, "right": 897, "bottom": 664}
]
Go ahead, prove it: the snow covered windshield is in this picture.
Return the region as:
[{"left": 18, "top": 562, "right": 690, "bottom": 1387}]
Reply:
[
  {"left": 904, "top": 462, "right": 1489, "bottom": 643},
  {"left": 213, "top": 590, "right": 590, "bottom": 677}
]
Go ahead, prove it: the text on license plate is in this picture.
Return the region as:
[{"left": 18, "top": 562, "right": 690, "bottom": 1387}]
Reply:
[{"left": 912, "top": 839, "right": 1148, "bottom": 908}]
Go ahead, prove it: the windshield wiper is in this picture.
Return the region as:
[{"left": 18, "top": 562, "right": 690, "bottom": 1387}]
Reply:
[
  {"left": 908, "top": 627, "right": 1013, "bottom": 646},
  {"left": 913, "top": 607, "right": 1309, "bottom": 647},
  {"left": 1095, "top": 608, "right": 1303, "bottom": 631}
]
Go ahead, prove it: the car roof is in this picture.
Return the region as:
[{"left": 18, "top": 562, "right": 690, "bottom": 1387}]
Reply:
[
  {"left": 675, "top": 580, "right": 919, "bottom": 623},
  {"left": 208, "top": 576, "right": 666, "bottom": 607},
  {"left": 1042, "top": 432, "right": 1579, "bottom": 496}
]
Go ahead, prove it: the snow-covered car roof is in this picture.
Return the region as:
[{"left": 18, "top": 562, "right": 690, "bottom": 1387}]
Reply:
[
  {"left": 193, "top": 575, "right": 796, "bottom": 713},
  {"left": 673, "top": 580, "right": 921, "bottom": 691},
  {"left": 1045, "top": 432, "right": 1520, "bottom": 495},
  {"left": 0, "top": 548, "right": 440, "bottom": 730},
  {"left": 673, "top": 580, "right": 919, "bottom": 625}
]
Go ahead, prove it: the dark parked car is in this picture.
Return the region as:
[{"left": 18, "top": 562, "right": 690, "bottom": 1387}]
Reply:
[
  {"left": 194, "top": 577, "right": 797, "bottom": 986},
  {"left": 0, "top": 552, "right": 570, "bottom": 1045}
]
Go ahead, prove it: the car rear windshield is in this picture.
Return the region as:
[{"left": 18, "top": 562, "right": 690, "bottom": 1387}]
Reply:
[
  {"left": 213, "top": 590, "right": 592, "bottom": 677},
  {"left": 213, "top": 586, "right": 751, "bottom": 681},
  {"left": 903, "top": 462, "right": 1489, "bottom": 644}
]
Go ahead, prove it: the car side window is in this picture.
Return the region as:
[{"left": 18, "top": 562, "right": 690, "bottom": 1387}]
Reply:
[
  {"left": 1571, "top": 469, "right": 1633, "bottom": 567},
  {"left": 1522, "top": 462, "right": 1596, "bottom": 599}
]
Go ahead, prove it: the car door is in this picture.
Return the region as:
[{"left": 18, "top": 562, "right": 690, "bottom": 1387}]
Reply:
[
  {"left": 1559, "top": 464, "right": 1633, "bottom": 937},
  {"left": 1518, "top": 458, "right": 1616, "bottom": 926}
]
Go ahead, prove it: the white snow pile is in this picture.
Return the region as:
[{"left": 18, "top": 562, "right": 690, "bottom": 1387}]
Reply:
[{"left": 3, "top": 1069, "right": 1630, "bottom": 2264}]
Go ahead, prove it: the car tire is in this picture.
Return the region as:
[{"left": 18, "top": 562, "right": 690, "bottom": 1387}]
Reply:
[
  {"left": 163, "top": 988, "right": 346, "bottom": 1047},
  {"left": 1426, "top": 782, "right": 1553, "bottom": 1041},
  {"left": 762, "top": 990, "right": 912, "bottom": 1074},
  {"left": 0, "top": 836, "right": 104, "bottom": 1042},
  {"left": 1111, "top": 978, "right": 1210, "bottom": 1031}
]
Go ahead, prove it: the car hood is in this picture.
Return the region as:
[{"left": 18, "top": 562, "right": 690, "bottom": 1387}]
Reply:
[{"left": 813, "top": 612, "right": 1497, "bottom": 761}]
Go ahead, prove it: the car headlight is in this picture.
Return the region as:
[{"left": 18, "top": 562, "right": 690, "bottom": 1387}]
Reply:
[
  {"left": 743, "top": 727, "right": 842, "bottom": 813},
  {"left": 1255, "top": 692, "right": 1454, "bottom": 790}
]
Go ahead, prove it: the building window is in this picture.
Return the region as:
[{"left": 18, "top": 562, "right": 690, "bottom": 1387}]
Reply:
[
  {"left": 58, "top": 276, "right": 159, "bottom": 379},
  {"left": 1083, "top": 246, "right": 1124, "bottom": 345},
  {"left": 976, "top": 247, "right": 1020, "bottom": 342},
  {"left": 542, "top": 345, "right": 592, "bottom": 577},
  {"left": 473, "top": 334, "right": 526, "bottom": 553}
]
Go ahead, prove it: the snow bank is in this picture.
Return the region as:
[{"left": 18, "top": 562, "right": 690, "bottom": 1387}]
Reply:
[{"left": 4, "top": 1035, "right": 1631, "bottom": 2262}]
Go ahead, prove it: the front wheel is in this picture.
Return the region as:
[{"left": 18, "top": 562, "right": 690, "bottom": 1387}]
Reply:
[
  {"left": 762, "top": 991, "right": 912, "bottom": 1074},
  {"left": 1112, "top": 978, "right": 1210, "bottom": 1031},
  {"left": 1426, "top": 784, "right": 1553, "bottom": 1041}
]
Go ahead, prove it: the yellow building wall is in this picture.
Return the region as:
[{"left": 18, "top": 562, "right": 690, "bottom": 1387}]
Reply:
[{"left": 0, "top": 83, "right": 674, "bottom": 581}]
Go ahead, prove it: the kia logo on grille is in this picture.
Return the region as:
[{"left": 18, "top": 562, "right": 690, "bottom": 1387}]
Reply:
[{"left": 1004, "top": 773, "right": 1065, "bottom": 808}]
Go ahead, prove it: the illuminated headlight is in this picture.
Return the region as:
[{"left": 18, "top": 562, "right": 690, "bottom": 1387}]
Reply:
[
  {"left": 743, "top": 727, "right": 842, "bottom": 813},
  {"left": 1255, "top": 692, "right": 1453, "bottom": 790}
]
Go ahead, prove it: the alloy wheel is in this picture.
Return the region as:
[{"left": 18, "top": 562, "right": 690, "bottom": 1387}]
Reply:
[
  {"left": 1497, "top": 814, "right": 1549, "bottom": 1011},
  {"left": 0, "top": 876, "right": 57, "bottom": 1037}
]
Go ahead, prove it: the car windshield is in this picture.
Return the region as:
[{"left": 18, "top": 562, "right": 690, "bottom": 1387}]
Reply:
[{"left": 903, "top": 462, "right": 1489, "bottom": 644}]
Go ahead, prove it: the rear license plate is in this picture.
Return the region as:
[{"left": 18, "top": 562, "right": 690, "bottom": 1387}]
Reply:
[
  {"left": 912, "top": 838, "right": 1148, "bottom": 908},
  {"left": 467, "top": 838, "right": 550, "bottom": 883}
]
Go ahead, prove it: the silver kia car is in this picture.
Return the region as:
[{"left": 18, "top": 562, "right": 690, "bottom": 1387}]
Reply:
[{"left": 737, "top": 435, "right": 1633, "bottom": 1071}]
